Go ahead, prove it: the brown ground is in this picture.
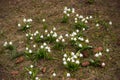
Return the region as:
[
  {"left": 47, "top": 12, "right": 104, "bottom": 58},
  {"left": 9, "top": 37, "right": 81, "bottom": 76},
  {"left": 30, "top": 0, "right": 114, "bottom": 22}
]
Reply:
[{"left": 0, "top": 0, "right": 120, "bottom": 80}]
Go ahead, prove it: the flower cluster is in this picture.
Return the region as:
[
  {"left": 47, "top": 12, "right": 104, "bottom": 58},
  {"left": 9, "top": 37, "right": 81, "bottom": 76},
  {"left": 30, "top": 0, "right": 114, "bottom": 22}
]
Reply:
[
  {"left": 63, "top": 52, "right": 80, "bottom": 71},
  {"left": 74, "top": 15, "right": 92, "bottom": 30},
  {"left": 25, "top": 65, "right": 40, "bottom": 80},
  {"left": 18, "top": 18, "right": 32, "bottom": 31},
  {"left": 62, "top": 7, "right": 75, "bottom": 23},
  {"left": 35, "top": 43, "right": 51, "bottom": 59},
  {"left": 3, "top": 41, "right": 14, "bottom": 50},
  {"left": 54, "top": 35, "right": 66, "bottom": 50}
]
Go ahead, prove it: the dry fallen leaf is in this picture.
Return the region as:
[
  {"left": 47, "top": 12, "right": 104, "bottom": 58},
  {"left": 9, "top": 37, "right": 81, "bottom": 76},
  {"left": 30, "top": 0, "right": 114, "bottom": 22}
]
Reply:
[
  {"left": 15, "top": 56, "right": 24, "bottom": 64},
  {"left": 11, "top": 71, "right": 19, "bottom": 75},
  {"left": 82, "top": 61, "right": 90, "bottom": 67}
]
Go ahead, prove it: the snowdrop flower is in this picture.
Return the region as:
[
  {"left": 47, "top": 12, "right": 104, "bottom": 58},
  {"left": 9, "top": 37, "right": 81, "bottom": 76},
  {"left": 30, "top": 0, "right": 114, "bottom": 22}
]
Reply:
[
  {"left": 34, "top": 33, "right": 37, "bottom": 36},
  {"left": 29, "top": 49, "right": 32, "bottom": 53},
  {"left": 50, "top": 31, "right": 53, "bottom": 34},
  {"left": 106, "top": 48, "right": 110, "bottom": 52},
  {"left": 42, "top": 19, "right": 45, "bottom": 22},
  {"left": 95, "top": 53, "right": 99, "bottom": 57},
  {"left": 33, "top": 44, "right": 36, "bottom": 48},
  {"left": 47, "top": 34, "right": 50, "bottom": 37},
  {"left": 48, "top": 49, "right": 51, "bottom": 52},
  {"left": 18, "top": 23, "right": 21, "bottom": 27},
  {"left": 71, "top": 59, "right": 75, "bottom": 62},
  {"left": 89, "top": 16, "right": 93, "bottom": 19},
  {"left": 30, "top": 65, "right": 34, "bottom": 68},
  {"left": 64, "top": 6, "right": 68, "bottom": 11},
  {"left": 23, "top": 18, "right": 27, "bottom": 22},
  {"left": 26, "top": 25, "right": 29, "bottom": 28},
  {"left": 45, "top": 30, "right": 48, "bottom": 33},
  {"left": 53, "top": 33, "right": 57, "bottom": 37},
  {"left": 76, "top": 29, "right": 79, "bottom": 33},
  {"left": 98, "top": 52, "right": 102, "bottom": 56},
  {"left": 109, "top": 21, "right": 112, "bottom": 25},
  {"left": 75, "top": 18, "right": 77, "bottom": 21},
  {"left": 85, "top": 20, "right": 88, "bottom": 23},
  {"left": 73, "top": 55, "right": 77, "bottom": 59},
  {"left": 40, "top": 35, "right": 44, "bottom": 38},
  {"left": 85, "top": 39, "right": 89, "bottom": 43},
  {"left": 63, "top": 58, "right": 66, "bottom": 61},
  {"left": 67, "top": 58, "right": 70, "bottom": 61},
  {"left": 64, "top": 54, "right": 67, "bottom": 57},
  {"left": 35, "top": 77, "right": 39, "bottom": 80},
  {"left": 96, "top": 23, "right": 99, "bottom": 27},
  {"left": 78, "top": 44, "right": 82, "bottom": 47},
  {"left": 3, "top": 42, "right": 8, "bottom": 46},
  {"left": 78, "top": 37, "right": 84, "bottom": 41},
  {"left": 81, "top": 18, "right": 85, "bottom": 22},
  {"left": 53, "top": 27, "right": 56, "bottom": 31},
  {"left": 86, "top": 17, "right": 89, "bottom": 20},
  {"left": 59, "top": 35, "right": 63, "bottom": 39},
  {"left": 40, "top": 45, "right": 44, "bottom": 49},
  {"left": 75, "top": 20, "right": 77, "bottom": 23},
  {"left": 26, "top": 47, "right": 29, "bottom": 50},
  {"left": 65, "top": 34, "right": 69, "bottom": 37},
  {"left": 67, "top": 14, "right": 70, "bottom": 17},
  {"left": 63, "top": 10, "right": 67, "bottom": 14},
  {"left": 101, "top": 62, "right": 105, "bottom": 67},
  {"left": 67, "top": 73, "right": 70, "bottom": 77},
  {"left": 9, "top": 41, "right": 12, "bottom": 45},
  {"left": 30, "top": 37, "right": 33, "bottom": 40},
  {"left": 80, "top": 53, "right": 83, "bottom": 57},
  {"left": 76, "top": 14, "right": 79, "bottom": 17},
  {"left": 72, "top": 8, "right": 75, "bottom": 13},
  {"left": 73, "top": 38, "right": 77, "bottom": 41},
  {"left": 43, "top": 43, "right": 47, "bottom": 46},
  {"left": 27, "top": 19, "right": 32, "bottom": 22},
  {"left": 79, "top": 15, "right": 83, "bottom": 19},
  {"left": 62, "top": 39, "right": 65, "bottom": 42},
  {"left": 63, "top": 61, "right": 67, "bottom": 65},
  {"left": 52, "top": 72, "right": 56, "bottom": 77},
  {"left": 29, "top": 71, "right": 32, "bottom": 75},
  {"left": 71, "top": 52, "right": 75, "bottom": 56},
  {"left": 82, "top": 28, "right": 85, "bottom": 31},
  {"left": 35, "top": 31, "right": 39, "bottom": 34},
  {"left": 56, "top": 39, "right": 59, "bottom": 42},
  {"left": 76, "top": 60, "right": 80, "bottom": 64},
  {"left": 67, "top": 8, "right": 71, "bottom": 12}
]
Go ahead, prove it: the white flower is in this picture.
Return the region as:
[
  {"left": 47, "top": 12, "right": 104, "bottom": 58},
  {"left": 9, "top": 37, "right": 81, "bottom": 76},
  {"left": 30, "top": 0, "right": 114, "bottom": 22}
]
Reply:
[
  {"left": 9, "top": 41, "right": 12, "bottom": 45},
  {"left": 52, "top": 72, "right": 56, "bottom": 77},
  {"left": 26, "top": 25, "right": 29, "bottom": 28},
  {"left": 82, "top": 28, "right": 85, "bottom": 31},
  {"left": 47, "top": 34, "right": 50, "bottom": 37},
  {"left": 73, "top": 55, "right": 77, "bottom": 59},
  {"left": 18, "top": 23, "right": 21, "bottom": 27},
  {"left": 43, "top": 43, "right": 47, "bottom": 46},
  {"left": 56, "top": 39, "right": 59, "bottom": 42},
  {"left": 71, "top": 52, "right": 75, "bottom": 56},
  {"left": 89, "top": 16, "right": 93, "bottom": 19},
  {"left": 29, "top": 49, "right": 32, "bottom": 53},
  {"left": 85, "top": 39, "right": 89, "bottom": 43},
  {"left": 66, "top": 73, "right": 70, "bottom": 77},
  {"left": 26, "top": 47, "right": 29, "bottom": 50},
  {"left": 30, "top": 37, "right": 33, "bottom": 40},
  {"left": 67, "top": 8, "right": 71, "bottom": 12},
  {"left": 53, "top": 27, "right": 56, "bottom": 31},
  {"left": 40, "top": 35, "right": 44, "bottom": 38},
  {"left": 109, "top": 21, "right": 112, "bottom": 25},
  {"left": 40, "top": 45, "right": 44, "bottom": 49},
  {"left": 76, "top": 60, "right": 80, "bottom": 64},
  {"left": 65, "top": 34, "right": 69, "bottom": 37},
  {"left": 79, "top": 15, "right": 83, "bottom": 19},
  {"left": 29, "top": 71, "right": 32, "bottom": 75},
  {"left": 75, "top": 20, "right": 77, "bottom": 23},
  {"left": 98, "top": 52, "right": 102, "bottom": 56},
  {"left": 26, "top": 34, "right": 29, "bottom": 37},
  {"left": 23, "top": 18, "right": 27, "bottom": 22},
  {"left": 48, "top": 49, "right": 51, "bottom": 52},
  {"left": 50, "top": 31, "right": 53, "bottom": 34},
  {"left": 34, "top": 33, "right": 37, "bottom": 36},
  {"left": 67, "top": 58, "right": 70, "bottom": 61},
  {"left": 106, "top": 48, "right": 110, "bottom": 52},
  {"left": 59, "top": 35, "right": 63, "bottom": 39},
  {"left": 35, "top": 77, "right": 39, "bottom": 80},
  {"left": 80, "top": 53, "right": 83, "bottom": 57},
  {"left": 96, "top": 23, "right": 99, "bottom": 27},
  {"left": 35, "top": 31, "right": 39, "bottom": 34},
  {"left": 76, "top": 14, "right": 79, "bottom": 17},
  {"left": 75, "top": 18, "right": 77, "bottom": 21},
  {"left": 73, "top": 38, "right": 77, "bottom": 41},
  {"left": 30, "top": 65, "right": 34, "bottom": 68},
  {"left": 78, "top": 44, "right": 82, "bottom": 47},
  {"left": 64, "top": 54, "right": 67, "bottom": 57},
  {"left": 62, "top": 39, "right": 65, "bottom": 42},
  {"left": 95, "top": 53, "right": 99, "bottom": 57},
  {"left": 64, "top": 6, "right": 68, "bottom": 11},
  {"left": 53, "top": 33, "right": 57, "bottom": 37},
  {"left": 42, "top": 19, "right": 45, "bottom": 22},
  {"left": 81, "top": 18, "right": 85, "bottom": 22},
  {"left": 3, "top": 42, "right": 8, "bottom": 46},
  {"left": 86, "top": 17, "right": 89, "bottom": 19},
  {"left": 67, "top": 14, "right": 70, "bottom": 17},
  {"left": 76, "top": 29, "right": 79, "bottom": 33},
  {"left": 63, "top": 10, "right": 67, "bottom": 14},
  {"left": 71, "top": 59, "right": 75, "bottom": 62},
  {"left": 63, "top": 58, "right": 66, "bottom": 61},
  {"left": 33, "top": 45, "right": 36, "bottom": 48},
  {"left": 101, "top": 62, "right": 105, "bottom": 67},
  {"left": 85, "top": 20, "right": 88, "bottom": 23},
  {"left": 72, "top": 8, "right": 75, "bottom": 13},
  {"left": 45, "top": 30, "right": 48, "bottom": 33},
  {"left": 63, "top": 61, "right": 67, "bottom": 65}
]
